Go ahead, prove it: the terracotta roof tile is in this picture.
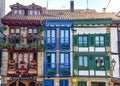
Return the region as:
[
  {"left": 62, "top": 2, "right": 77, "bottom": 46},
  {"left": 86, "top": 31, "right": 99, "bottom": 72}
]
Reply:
[{"left": 2, "top": 9, "right": 120, "bottom": 21}]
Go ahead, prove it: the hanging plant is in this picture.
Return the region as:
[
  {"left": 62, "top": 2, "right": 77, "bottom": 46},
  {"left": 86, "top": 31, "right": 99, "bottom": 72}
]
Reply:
[
  {"left": 0, "top": 43, "right": 4, "bottom": 49},
  {"left": 22, "top": 27, "right": 26, "bottom": 32},
  {"left": 4, "top": 42, "right": 12, "bottom": 48},
  {"left": 37, "top": 27, "right": 44, "bottom": 34},
  {"left": 0, "top": 25, "right": 7, "bottom": 31}
]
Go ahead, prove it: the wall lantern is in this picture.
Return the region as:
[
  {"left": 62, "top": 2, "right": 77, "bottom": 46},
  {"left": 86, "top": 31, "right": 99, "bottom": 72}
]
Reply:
[{"left": 111, "top": 58, "right": 116, "bottom": 70}]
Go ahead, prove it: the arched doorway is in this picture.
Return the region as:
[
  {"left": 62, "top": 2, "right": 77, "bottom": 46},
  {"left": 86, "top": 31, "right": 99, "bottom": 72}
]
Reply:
[
  {"left": 10, "top": 82, "right": 16, "bottom": 86},
  {"left": 19, "top": 82, "right": 25, "bottom": 86},
  {"left": 29, "top": 82, "right": 36, "bottom": 86}
]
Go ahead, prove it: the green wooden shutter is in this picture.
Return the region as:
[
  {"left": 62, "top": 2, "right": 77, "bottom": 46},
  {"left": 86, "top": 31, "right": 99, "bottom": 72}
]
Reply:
[
  {"left": 74, "top": 54, "right": 79, "bottom": 69},
  {"left": 73, "top": 35, "right": 78, "bottom": 46},
  {"left": 105, "top": 55, "right": 110, "bottom": 70},
  {"left": 89, "top": 55, "right": 95, "bottom": 69},
  {"left": 89, "top": 34, "right": 94, "bottom": 46},
  {"left": 105, "top": 33, "right": 110, "bottom": 46}
]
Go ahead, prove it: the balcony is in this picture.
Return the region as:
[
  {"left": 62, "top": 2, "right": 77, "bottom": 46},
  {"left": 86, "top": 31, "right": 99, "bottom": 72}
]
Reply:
[{"left": 0, "top": 34, "right": 44, "bottom": 51}]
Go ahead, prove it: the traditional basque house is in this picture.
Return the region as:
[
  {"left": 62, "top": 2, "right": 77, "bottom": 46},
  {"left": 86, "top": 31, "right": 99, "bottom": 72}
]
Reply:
[
  {"left": 43, "top": 19, "right": 73, "bottom": 86},
  {"left": 72, "top": 13, "right": 120, "bottom": 86},
  {"left": 1, "top": 3, "right": 44, "bottom": 86}
]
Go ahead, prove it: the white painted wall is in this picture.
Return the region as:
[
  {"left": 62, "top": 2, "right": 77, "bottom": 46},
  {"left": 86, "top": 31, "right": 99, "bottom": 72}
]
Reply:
[
  {"left": 110, "top": 27, "right": 118, "bottom": 53},
  {"left": 110, "top": 27, "right": 120, "bottom": 78},
  {"left": 74, "top": 27, "right": 106, "bottom": 35},
  {"left": 112, "top": 55, "right": 120, "bottom": 78}
]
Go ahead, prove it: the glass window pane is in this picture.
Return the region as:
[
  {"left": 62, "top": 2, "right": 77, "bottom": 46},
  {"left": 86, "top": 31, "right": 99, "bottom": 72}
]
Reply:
[
  {"left": 65, "top": 30, "right": 69, "bottom": 37},
  {"left": 60, "top": 54, "right": 64, "bottom": 63},
  {"left": 65, "top": 54, "right": 69, "bottom": 64},
  {"left": 52, "top": 30, "right": 55, "bottom": 37},
  {"left": 47, "top": 30, "right": 50, "bottom": 37},
  {"left": 11, "top": 29, "right": 15, "bottom": 33},
  {"left": 16, "top": 29, "right": 20, "bottom": 33},
  {"left": 33, "top": 29, "right": 37, "bottom": 33},
  {"left": 79, "top": 37, "right": 82, "bottom": 46},
  {"left": 84, "top": 36, "right": 87, "bottom": 46},
  {"left": 95, "top": 36, "right": 99, "bottom": 41},
  {"left": 61, "top": 30, "right": 64, "bottom": 37},
  {"left": 100, "top": 36, "right": 104, "bottom": 46},
  {"left": 19, "top": 10, "right": 22, "bottom": 14},
  {"left": 28, "top": 29, "right": 32, "bottom": 33},
  {"left": 34, "top": 10, "right": 37, "bottom": 15},
  {"left": 30, "top": 10, "right": 33, "bottom": 15},
  {"left": 79, "top": 56, "right": 83, "bottom": 66},
  {"left": 51, "top": 53, "right": 55, "bottom": 63},
  {"left": 84, "top": 56, "right": 88, "bottom": 67},
  {"left": 14, "top": 10, "right": 17, "bottom": 14},
  {"left": 118, "top": 32, "right": 120, "bottom": 41}
]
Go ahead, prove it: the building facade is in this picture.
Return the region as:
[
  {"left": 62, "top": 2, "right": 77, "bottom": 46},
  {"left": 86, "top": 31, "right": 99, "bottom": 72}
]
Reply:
[
  {"left": 73, "top": 19, "right": 112, "bottom": 86},
  {"left": 1, "top": 3, "right": 44, "bottom": 86},
  {"left": 43, "top": 20, "right": 72, "bottom": 86}
]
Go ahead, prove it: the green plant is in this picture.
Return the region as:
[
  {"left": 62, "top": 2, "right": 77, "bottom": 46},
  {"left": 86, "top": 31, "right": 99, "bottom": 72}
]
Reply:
[
  {"left": 37, "top": 27, "right": 44, "bottom": 34},
  {"left": 38, "top": 44, "right": 44, "bottom": 50},
  {"left": 61, "top": 70, "right": 70, "bottom": 74},
  {"left": 4, "top": 42, "right": 12, "bottom": 48},
  {"left": 0, "top": 43, "right": 4, "bottom": 49},
  {"left": 30, "top": 43, "right": 37, "bottom": 48},
  {"left": 47, "top": 70, "right": 55, "bottom": 74},
  {"left": 0, "top": 25, "right": 7, "bottom": 31}
]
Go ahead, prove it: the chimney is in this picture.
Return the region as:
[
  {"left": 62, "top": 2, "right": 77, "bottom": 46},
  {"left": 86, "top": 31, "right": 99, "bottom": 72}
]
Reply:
[{"left": 70, "top": 0, "right": 74, "bottom": 12}]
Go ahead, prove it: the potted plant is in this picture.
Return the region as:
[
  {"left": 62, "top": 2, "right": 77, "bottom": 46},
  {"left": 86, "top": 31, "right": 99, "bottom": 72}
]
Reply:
[
  {"left": 61, "top": 70, "right": 70, "bottom": 74},
  {"left": 38, "top": 44, "right": 44, "bottom": 50},
  {"left": 30, "top": 43, "right": 37, "bottom": 49},
  {"left": 47, "top": 70, "right": 55, "bottom": 74},
  {"left": 30, "top": 60, "right": 37, "bottom": 65},
  {"left": 9, "top": 60, "right": 15, "bottom": 65},
  {"left": 4, "top": 42, "right": 12, "bottom": 49},
  {"left": 19, "top": 67, "right": 26, "bottom": 73},
  {"left": 9, "top": 66, "right": 15, "bottom": 71},
  {"left": 0, "top": 25, "right": 7, "bottom": 31},
  {"left": 20, "top": 60, "right": 25, "bottom": 66},
  {"left": 0, "top": 43, "right": 4, "bottom": 49}
]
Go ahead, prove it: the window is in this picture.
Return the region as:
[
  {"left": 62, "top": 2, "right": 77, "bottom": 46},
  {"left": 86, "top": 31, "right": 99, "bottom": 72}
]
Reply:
[
  {"left": 60, "top": 29, "right": 69, "bottom": 43},
  {"left": 30, "top": 10, "right": 38, "bottom": 15},
  {"left": 46, "top": 29, "right": 56, "bottom": 49},
  {"left": 45, "top": 52, "right": 56, "bottom": 75},
  {"left": 95, "top": 56, "right": 104, "bottom": 69},
  {"left": 79, "top": 35, "right": 88, "bottom": 47},
  {"left": 79, "top": 56, "right": 88, "bottom": 68},
  {"left": 18, "top": 10, "right": 22, "bottom": 14},
  {"left": 28, "top": 28, "right": 37, "bottom": 34},
  {"left": 11, "top": 29, "right": 15, "bottom": 34},
  {"left": 60, "top": 53, "right": 70, "bottom": 68},
  {"left": 14, "top": 10, "right": 18, "bottom": 14},
  {"left": 28, "top": 29, "right": 33, "bottom": 34},
  {"left": 91, "top": 82, "right": 105, "bottom": 86},
  {"left": 10, "top": 28, "right": 20, "bottom": 35},
  {"left": 95, "top": 35, "right": 105, "bottom": 46},
  {"left": 47, "top": 53, "right": 55, "bottom": 68},
  {"left": 14, "top": 9, "right": 22, "bottom": 15},
  {"left": 30, "top": 10, "right": 33, "bottom": 15}
]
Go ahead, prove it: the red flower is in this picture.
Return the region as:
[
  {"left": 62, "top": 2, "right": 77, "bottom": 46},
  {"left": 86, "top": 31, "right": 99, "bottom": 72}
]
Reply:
[{"left": 20, "top": 61, "right": 25, "bottom": 64}]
